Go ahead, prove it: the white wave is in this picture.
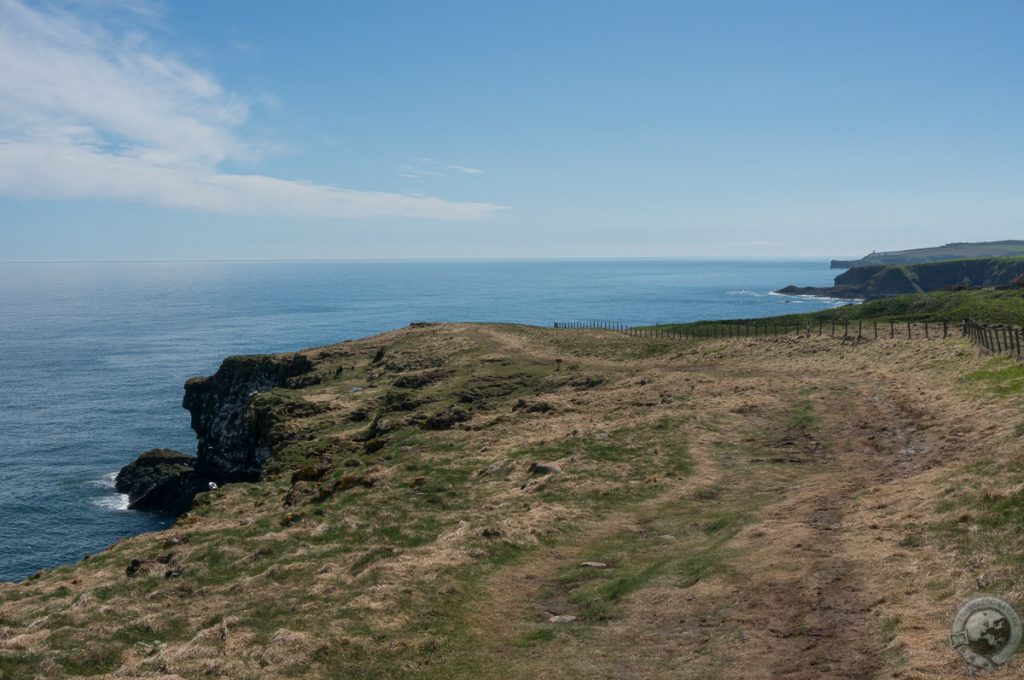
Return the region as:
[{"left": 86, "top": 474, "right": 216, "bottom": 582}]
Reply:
[
  {"left": 768, "top": 290, "right": 860, "bottom": 306},
  {"left": 94, "top": 493, "right": 130, "bottom": 511},
  {"left": 87, "top": 471, "right": 119, "bottom": 489}
]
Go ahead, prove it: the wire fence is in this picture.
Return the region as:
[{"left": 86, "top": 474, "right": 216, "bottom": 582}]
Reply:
[
  {"left": 554, "top": 317, "right": 1024, "bottom": 362},
  {"left": 552, "top": 318, "right": 958, "bottom": 341},
  {"left": 963, "top": 318, "right": 1024, "bottom": 360}
]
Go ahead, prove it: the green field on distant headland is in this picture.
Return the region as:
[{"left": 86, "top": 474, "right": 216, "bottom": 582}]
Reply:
[
  {"left": 831, "top": 240, "right": 1024, "bottom": 269},
  {"left": 655, "top": 288, "right": 1024, "bottom": 334}
]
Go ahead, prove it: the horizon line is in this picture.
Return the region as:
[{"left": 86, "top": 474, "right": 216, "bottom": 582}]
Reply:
[{"left": 0, "top": 255, "right": 844, "bottom": 265}]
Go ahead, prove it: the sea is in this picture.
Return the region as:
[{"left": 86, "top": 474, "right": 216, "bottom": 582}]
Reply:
[{"left": 0, "top": 259, "right": 847, "bottom": 582}]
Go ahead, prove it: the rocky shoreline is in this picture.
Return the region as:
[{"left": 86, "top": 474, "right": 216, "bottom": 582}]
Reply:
[{"left": 775, "top": 284, "right": 867, "bottom": 300}]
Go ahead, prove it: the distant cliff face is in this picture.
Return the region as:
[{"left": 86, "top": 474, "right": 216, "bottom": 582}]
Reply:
[
  {"left": 184, "top": 353, "right": 314, "bottom": 483},
  {"left": 779, "top": 257, "right": 1024, "bottom": 299}
]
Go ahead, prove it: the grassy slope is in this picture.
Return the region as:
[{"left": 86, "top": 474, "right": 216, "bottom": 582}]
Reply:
[
  {"left": 4, "top": 323, "right": 1024, "bottom": 678},
  {"left": 0, "top": 325, "right": 706, "bottom": 679},
  {"left": 837, "top": 241, "right": 1024, "bottom": 267},
  {"left": 653, "top": 288, "right": 1024, "bottom": 334}
]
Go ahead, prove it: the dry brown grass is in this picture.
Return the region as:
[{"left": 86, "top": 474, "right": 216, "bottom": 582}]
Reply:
[{"left": 2, "top": 324, "right": 1023, "bottom": 678}]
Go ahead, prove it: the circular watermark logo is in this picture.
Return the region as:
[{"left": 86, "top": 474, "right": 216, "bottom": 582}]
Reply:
[{"left": 949, "top": 596, "right": 1022, "bottom": 670}]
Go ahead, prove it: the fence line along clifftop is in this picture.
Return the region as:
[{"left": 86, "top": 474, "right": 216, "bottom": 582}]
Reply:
[
  {"left": 553, "top": 318, "right": 954, "bottom": 342},
  {"left": 553, "top": 318, "right": 1024, "bottom": 361}
]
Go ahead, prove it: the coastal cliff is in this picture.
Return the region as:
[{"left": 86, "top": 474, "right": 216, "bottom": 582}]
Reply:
[
  {"left": 779, "top": 256, "right": 1024, "bottom": 299},
  {"left": 184, "top": 353, "right": 314, "bottom": 483},
  {"left": 116, "top": 353, "right": 314, "bottom": 515}
]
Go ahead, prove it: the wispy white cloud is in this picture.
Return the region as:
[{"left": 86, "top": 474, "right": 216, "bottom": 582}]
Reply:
[
  {"left": 399, "top": 164, "right": 442, "bottom": 180},
  {"left": 0, "top": 0, "right": 500, "bottom": 220},
  {"left": 417, "top": 157, "right": 482, "bottom": 175},
  {"left": 401, "top": 156, "right": 483, "bottom": 179}
]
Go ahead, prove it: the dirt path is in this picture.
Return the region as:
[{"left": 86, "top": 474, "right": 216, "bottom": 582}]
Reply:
[
  {"left": 459, "top": 335, "right": 989, "bottom": 679},
  {"left": 727, "top": 380, "right": 945, "bottom": 679}
]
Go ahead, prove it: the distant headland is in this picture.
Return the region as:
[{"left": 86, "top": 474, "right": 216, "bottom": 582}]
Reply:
[
  {"left": 829, "top": 240, "right": 1024, "bottom": 269},
  {"left": 780, "top": 241, "right": 1024, "bottom": 300}
]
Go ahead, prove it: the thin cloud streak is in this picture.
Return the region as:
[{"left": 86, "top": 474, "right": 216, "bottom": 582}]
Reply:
[
  {"left": 401, "top": 157, "right": 483, "bottom": 179},
  {"left": 0, "top": 0, "right": 500, "bottom": 220},
  {"left": 415, "top": 157, "right": 483, "bottom": 175}
]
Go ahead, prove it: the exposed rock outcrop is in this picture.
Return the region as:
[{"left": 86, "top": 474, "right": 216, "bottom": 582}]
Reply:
[
  {"left": 114, "top": 449, "right": 202, "bottom": 516},
  {"left": 117, "top": 352, "right": 313, "bottom": 516},
  {"left": 184, "top": 353, "right": 313, "bottom": 483}
]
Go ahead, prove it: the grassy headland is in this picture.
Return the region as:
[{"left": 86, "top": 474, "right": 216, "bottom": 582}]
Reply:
[
  {"left": 2, "top": 318, "right": 1024, "bottom": 678},
  {"left": 832, "top": 240, "right": 1024, "bottom": 268}
]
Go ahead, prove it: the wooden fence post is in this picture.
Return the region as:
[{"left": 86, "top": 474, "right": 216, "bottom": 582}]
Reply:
[
  {"left": 890, "top": 320, "right": 895, "bottom": 338},
  {"left": 943, "top": 320, "right": 948, "bottom": 338},
  {"left": 907, "top": 320, "right": 912, "bottom": 339},
  {"left": 924, "top": 322, "right": 929, "bottom": 339}
]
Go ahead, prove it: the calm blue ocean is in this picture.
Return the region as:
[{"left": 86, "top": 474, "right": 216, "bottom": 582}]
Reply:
[{"left": 0, "top": 259, "right": 845, "bottom": 581}]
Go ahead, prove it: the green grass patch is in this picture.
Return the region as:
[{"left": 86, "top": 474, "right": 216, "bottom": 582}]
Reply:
[
  {"left": 929, "top": 457, "right": 1024, "bottom": 593},
  {"left": 964, "top": 357, "right": 1024, "bottom": 395},
  {"left": 785, "top": 398, "right": 819, "bottom": 430},
  {"left": 879, "top": 614, "right": 900, "bottom": 644},
  {"left": 516, "top": 627, "right": 557, "bottom": 647},
  {"left": 654, "top": 289, "right": 1024, "bottom": 333}
]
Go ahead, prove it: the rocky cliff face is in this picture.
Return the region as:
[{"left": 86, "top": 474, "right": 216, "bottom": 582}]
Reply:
[
  {"left": 117, "top": 352, "right": 314, "bottom": 515},
  {"left": 184, "top": 353, "right": 313, "bottom": 483},
  {"left": 779, "top": 257, "right": 1024, "bottom": 299}
]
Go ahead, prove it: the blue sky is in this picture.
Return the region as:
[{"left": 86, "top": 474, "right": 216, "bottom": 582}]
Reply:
[{"left": 0, "top": 0, "right": 1022, "bottom": 261}]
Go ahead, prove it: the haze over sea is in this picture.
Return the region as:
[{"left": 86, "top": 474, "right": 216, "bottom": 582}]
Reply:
[{"left": 0, "top": 259, "right": 846, "bottom": 581}]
